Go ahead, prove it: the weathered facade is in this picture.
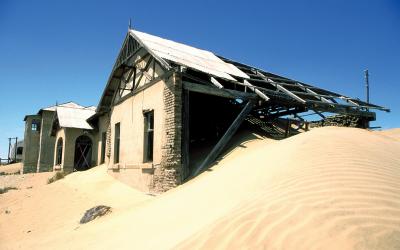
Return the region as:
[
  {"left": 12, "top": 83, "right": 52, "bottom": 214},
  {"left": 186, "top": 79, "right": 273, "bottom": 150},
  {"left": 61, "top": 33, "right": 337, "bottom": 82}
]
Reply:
[
  {"left": 22, "top": 114, "right": 41, "bottom": 173},
  {"left": 51, "top": 105, "right": 96, "bottom": 173},
  {"left": 22, "top": 103, "right": 78, "bottom": 173},
  {"left": 22, "top": 102, "right": 95, "bottom": 174},
  {"left": 86, "top": 29, "right": 389, "bottom": 193},
  {"left": 91, "top": 57, "right": 184, "bottom": 192}
]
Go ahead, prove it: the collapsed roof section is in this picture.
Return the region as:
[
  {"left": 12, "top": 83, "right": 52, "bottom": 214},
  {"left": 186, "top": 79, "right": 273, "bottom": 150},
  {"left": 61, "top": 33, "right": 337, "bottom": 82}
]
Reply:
[{"left": 97, "top": 29, "right": 389, "bottom": 120}]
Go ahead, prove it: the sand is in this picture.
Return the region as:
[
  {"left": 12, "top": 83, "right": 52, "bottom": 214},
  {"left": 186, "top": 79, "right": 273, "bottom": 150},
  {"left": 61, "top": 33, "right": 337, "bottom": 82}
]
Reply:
[
  {"left": 0, "top": 162, "right": 22, "bottom": 175},
  {"left": 1, "top": 127, "right": 399, "bottom": 249}
]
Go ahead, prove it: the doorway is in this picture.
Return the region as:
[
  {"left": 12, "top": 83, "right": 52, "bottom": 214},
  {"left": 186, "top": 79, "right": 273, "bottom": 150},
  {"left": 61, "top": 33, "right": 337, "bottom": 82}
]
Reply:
[{"left": 74, "top": 135, "right": 92, "bottom": 171}]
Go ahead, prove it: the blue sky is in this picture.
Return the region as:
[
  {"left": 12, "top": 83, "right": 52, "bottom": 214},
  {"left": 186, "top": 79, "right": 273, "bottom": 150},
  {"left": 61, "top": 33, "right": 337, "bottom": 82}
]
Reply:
[{"left": 0, "top": 0, "right": 399, "bottom": 158}]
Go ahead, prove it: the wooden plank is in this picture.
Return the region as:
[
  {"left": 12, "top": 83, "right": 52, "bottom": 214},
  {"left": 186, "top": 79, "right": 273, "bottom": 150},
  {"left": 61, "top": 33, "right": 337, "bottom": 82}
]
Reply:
[
  {"left": 183, "top": 81, "right": 257, "bottom": 100},
  {"left": 192, "top": 100, "right": 255, "bottom": 176}
]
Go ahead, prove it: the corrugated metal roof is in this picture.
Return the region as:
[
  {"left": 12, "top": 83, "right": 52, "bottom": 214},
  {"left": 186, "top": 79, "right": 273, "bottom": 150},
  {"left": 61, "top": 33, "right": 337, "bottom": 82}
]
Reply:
[
  {"left": 131, "top": 30, "right": 250, "bottom": 81},
  {"left": 56, "top": 106, "right": 96, "bottom": 130}
]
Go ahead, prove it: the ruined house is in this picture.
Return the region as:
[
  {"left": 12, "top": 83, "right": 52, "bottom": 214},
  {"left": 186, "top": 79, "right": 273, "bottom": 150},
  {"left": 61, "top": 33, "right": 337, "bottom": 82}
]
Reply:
[
  {"left": 86, "top": 29, "right": 389, "bottom": 193},
  {"left": 22, "top": 102, "right": 93, "bottom": 173},
  {"left": 51, "top": 104, "right": 96, "bottom": 173},
  {"left": 9, "top": 140, "right": 24, "bottom": 163}
]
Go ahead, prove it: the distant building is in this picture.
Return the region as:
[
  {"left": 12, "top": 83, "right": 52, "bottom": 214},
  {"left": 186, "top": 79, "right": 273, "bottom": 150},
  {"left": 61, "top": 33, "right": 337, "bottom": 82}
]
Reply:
[
  {"left": 9, "top": 140, "right": 24, "bottom": 163},
  {"left": 22, "top": 102, "right": 92, "bottom": 173}
]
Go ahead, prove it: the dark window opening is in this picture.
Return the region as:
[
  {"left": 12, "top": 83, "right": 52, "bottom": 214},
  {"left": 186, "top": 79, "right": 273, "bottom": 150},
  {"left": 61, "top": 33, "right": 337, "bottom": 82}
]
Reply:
[
  {"left": 114, "top": 123, "right": 120, "bottom": 164},
  {"left": 143, "top": 111, "right": 154, "bottom": 162},
  {"left": 101, "top": 132, "right": 106, "bottom": 164},
  {"left": 17, "top": 147, "right": 23, "bottom": 155},
  {"left": 31, "top": 120, "right": 41, "bottom": 131},
  {"left": 56, "top": 138, "right": 63, "bottom": 165}
]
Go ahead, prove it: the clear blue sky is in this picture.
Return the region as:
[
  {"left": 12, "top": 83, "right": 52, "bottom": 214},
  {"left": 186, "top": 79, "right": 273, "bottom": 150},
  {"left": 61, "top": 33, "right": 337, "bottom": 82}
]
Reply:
[{"left": 0, "top": 0, "right": 399, "bottom": 158}]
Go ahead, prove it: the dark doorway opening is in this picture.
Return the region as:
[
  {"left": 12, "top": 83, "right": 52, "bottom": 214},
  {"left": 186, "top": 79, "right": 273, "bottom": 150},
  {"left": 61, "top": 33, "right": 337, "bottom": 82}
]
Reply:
[
  {"left": 101, "top": 132, "right": 106, "bottom": 164},
  {"left": 183, "top": 91, "right": 243, "bottom": 177},
  {"left": 56, "top": 138, "right": 63, "bottom": 165},
  {"left": 74, "top": 135, "right": 92, "bottom": 171}
]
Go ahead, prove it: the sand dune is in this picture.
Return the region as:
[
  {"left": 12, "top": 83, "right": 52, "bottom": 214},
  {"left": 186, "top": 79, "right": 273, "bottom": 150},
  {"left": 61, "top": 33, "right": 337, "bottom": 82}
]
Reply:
[
  {"left": 178, "top": 128, "right": 400, "bottom": 249},
  {"left": 1, "top": 127, "right": 399, "bottom": 249},
  {"left": 0, "top": 165, "right": 152, "bottom": 248}
]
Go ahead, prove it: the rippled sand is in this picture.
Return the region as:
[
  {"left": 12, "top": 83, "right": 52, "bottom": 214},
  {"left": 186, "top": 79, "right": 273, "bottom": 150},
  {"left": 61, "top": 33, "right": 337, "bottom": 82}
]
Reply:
[{"left": 1, "top": 127, "right": 399, "bottom": 250}]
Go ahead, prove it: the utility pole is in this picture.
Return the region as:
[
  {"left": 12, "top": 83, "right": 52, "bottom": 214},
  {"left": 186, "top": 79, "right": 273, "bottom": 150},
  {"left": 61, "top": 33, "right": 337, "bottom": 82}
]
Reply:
[
  {"left": 7, "top": 138, "right": 11, "bottom": 164},
  {"left": 14, "top": 137, "right": 18, "bottom": 162},
  {"left": 364, "top": 69, "right": 370, "bottom": 128},
  {"left": 365, "top": 69, "right": 370, "bottom": 105}
]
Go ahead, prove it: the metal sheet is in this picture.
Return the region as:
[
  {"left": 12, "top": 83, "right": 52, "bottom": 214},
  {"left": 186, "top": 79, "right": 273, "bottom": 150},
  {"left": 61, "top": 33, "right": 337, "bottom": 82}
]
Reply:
[
  {"left": 131, "top": 30, "right": 250, "bottom": 81},
  {"left": 56, "top": 106, "right": 96, "bottom": 130},
  {"left": 42, "top": 102, "right": 84, "bottom": 112}
]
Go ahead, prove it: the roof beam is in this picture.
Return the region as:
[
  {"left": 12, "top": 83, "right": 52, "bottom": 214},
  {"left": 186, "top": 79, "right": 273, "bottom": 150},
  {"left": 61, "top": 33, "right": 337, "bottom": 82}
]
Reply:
[
  {"left": 129, "top": 30, "right": 171, "bottom": 70},
  {"left": 295, "top": 82, "right": 332, "bottom": 103},
  {"left": 183, "top": 81, "right": 257, "bottom": 100},
  {"left": 210, "top": 76, "right": 224, "bottom": 89},
  {"left": 256, "top": 72, "right": 306, "bottom": 104},
  {"left": 243, "top": 80, "right": 270, "bottom": 101},
  {"left": 307, "top": 99, "right": 382, "bottom": 112}
]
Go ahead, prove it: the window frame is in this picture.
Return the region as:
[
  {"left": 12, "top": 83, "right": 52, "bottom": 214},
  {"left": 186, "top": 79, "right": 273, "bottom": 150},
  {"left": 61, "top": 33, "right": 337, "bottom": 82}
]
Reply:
[
  {"left": 114, "top": 123, "right": 121, "bottom": 164},
  {"left": 143, "top": 111, "right": 154, "bottom": 163}
]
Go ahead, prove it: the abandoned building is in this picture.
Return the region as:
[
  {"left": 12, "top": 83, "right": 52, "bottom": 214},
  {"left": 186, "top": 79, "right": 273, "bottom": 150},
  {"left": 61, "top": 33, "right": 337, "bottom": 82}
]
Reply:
[
  {"left": 22, "top": 102, "right": 94, "bottom": 173},
  {"left": 51, "top": 104, "right": 96, "bottom": 173},
  {"left": 84, "top": 29, "right": 389, "bottom": 193},
  {"left": 9, "top": 140, "right": 24, "bottom": 163}
]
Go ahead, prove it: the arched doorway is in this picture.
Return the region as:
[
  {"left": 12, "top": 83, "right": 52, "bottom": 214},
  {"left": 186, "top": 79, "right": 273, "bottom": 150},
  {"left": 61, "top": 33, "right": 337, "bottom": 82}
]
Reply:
[
  {"left": 56, "top": 138, "right": 63, "bottom": 165},
  {"left": 74, "top": 135, "right": 92, "bottom": 171}
]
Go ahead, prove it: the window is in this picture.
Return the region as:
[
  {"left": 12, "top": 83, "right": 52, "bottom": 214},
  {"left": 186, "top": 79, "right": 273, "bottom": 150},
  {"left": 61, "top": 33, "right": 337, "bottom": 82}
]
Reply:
[
  {"left": 114, "top": 123, "right": 120, "bottom": 164},
  {"left": 56, "top": 138, "right": 63, "bottom": 165},
  {"left": 31, "top": 120, "right": 41, "bottom": 131},
  {"left": 143, "top": 111, "right": 154, "bottom": 162},
  {"left": 100, "top": 132, "right": 106, "bottom": 164},
  {"left": 17, "top": 147, "right": 23, "bottom": 155}
]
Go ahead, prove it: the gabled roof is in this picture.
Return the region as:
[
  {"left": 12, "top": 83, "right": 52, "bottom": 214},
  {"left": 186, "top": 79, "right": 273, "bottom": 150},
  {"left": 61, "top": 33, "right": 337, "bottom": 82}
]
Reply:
[
  {"left": 24, "top": 102, "right": 88, "bottom": 121},
  {"left": 130, "top": 30, "right": 249, "bottom": 81},
  {"left": 96, "top": 29, "right": 389, "bottom": 117},
  {"left": 41, "top": 101, "right": 84, "bottom": 112},
  {"left": 55, "top": 106, "right": 96, "bottom": 130}
]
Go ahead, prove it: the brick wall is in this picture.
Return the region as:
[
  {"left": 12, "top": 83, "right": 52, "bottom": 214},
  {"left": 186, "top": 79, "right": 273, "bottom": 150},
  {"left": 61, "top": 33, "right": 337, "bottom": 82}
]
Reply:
[
  {"left": 151, "top": 72, "right": 183, "bottom": 193},
  {"left": 106, "top": 118, "right": 111, "bottom": 158}
]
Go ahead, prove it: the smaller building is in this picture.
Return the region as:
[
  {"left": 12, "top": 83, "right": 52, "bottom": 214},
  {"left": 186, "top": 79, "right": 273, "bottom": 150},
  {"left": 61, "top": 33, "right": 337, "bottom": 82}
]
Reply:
[
  {"left": 9, "top": 140, "right": 24, "bottom": 163},
  {"left": 22, "top": 102, "right": 85, "bottom": 173},
  {"left": 51, "top": 105, "right": 96, "bottom": 173}
]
